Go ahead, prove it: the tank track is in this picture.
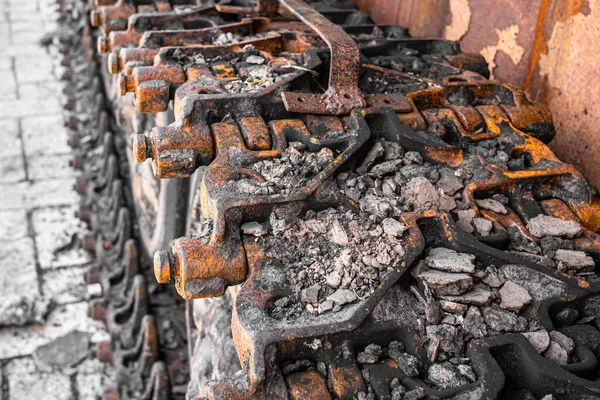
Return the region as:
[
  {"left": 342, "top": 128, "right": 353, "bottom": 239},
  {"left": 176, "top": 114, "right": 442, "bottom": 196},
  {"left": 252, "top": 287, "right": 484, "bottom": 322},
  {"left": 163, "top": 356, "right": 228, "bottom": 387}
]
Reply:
[{"left": 58, "top": 0, "right": 600, "bottom": 399}]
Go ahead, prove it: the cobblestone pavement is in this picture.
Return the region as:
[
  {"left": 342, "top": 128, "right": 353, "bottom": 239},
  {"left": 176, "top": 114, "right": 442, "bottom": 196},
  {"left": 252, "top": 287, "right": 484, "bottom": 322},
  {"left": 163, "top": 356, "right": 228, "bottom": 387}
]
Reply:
[{"left": 0, "top": 1, "right": 114, "bottom": 399}]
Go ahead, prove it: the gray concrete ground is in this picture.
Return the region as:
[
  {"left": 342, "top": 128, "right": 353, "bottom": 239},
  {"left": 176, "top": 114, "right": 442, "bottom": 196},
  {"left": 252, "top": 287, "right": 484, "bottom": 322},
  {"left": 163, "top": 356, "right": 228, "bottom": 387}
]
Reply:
[{"left": 0, "top": 0, "right": 114, "bottom": 398}]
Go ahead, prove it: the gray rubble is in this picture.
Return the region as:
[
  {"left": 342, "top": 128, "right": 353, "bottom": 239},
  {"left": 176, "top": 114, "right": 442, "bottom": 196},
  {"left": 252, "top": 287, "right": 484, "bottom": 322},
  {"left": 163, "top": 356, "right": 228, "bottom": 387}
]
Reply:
[
  {"left": 526, "top": 215, "right": 582, "bottom": 238},
  {"left": 425, "top": 248, "right": 476, "bottom": 274},
  {"left": 499, "top": 281, "right": 532, "bottom": 312}
]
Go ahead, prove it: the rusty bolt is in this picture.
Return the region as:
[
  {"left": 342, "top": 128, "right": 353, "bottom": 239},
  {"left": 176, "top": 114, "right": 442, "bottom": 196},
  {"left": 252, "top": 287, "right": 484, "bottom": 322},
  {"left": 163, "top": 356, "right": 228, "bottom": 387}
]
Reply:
[
  {"left": 117, "top": 73, "right": 128, "bottom": 96},
  {"left": 68, "top": 134, "right": 80, "bottom": 148},
  {"left": 90, "top": 10, "right": 100, "bottom": 27},
  {"left": 97, "top": 36, "right": 108, "bottom": 54},
  {"left": 107, "top": 53, "right": 119, "bottom": 74},
  {"left": 133, "top": 133, "right": 150, "bottom": 163},
  {"left": 74, "top": 178, "right": 87, "bottom": 194},
  {"left": 154, "top": 250, "right": 172, "bottom": 284}
]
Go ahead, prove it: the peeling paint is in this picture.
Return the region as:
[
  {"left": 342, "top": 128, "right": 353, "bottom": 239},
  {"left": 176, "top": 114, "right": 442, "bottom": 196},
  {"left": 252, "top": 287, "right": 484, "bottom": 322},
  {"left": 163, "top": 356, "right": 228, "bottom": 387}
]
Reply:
[
  {"left": 445, "top": 0, "right": 472, "bottom": 41},
  {"left": 539, "top": 1, "right": 600, "bottom": 188},
  {"left": 480, "top": 25, "right": 525, "bottom": 79}
]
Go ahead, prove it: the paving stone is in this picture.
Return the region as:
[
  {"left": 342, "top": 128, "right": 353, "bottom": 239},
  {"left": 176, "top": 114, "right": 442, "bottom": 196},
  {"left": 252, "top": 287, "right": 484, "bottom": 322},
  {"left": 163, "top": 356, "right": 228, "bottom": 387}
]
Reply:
[
  {"left": 0, "top": 97, "right": 61, "bottom": 119},
  {"left": 0, "top": 209, "right": 28, "bottom": 241},
  {"left": 6, "top": 357, "right": 72, "bottom": 400},
  {"left": 0, "top": 302, "right": 109, "bottom": 359},
  {"left": 0, "top": 154, "right": 26, "bottom": 184},
  {"left": 18, "top": 80, "right": 63, "bottom": 102},
  {"left": 0, "top": 237, "right": 47, "bottom": 327},
  {"left": 33, "top": 330, "right": 90, "bottom": 371},
  {"left": 28, "top": 154, "right": 79, "bottom": 181},
  {"left": 0, "top": 73, "right": 17, "bottom": 100},
  {"left": 42, "top": 266, "right": 87, "bottom": 304},
  {"left": 77, "top": 358, "right": 110, "bottom": 400},
  {"left": 32, "top": 205, "right": 90, "bottom": 269},
  {"left": 0, "top": 182, "right": 28, "bottom": 210},
  {"left": 21, "top": 115, "right": 70, "bottom": 156},
  {"left": 0, "top": 119, "right": 21, "bottom": 158},
  {"left": 14, "top": 55, "right": 55, "bottom": 82}
]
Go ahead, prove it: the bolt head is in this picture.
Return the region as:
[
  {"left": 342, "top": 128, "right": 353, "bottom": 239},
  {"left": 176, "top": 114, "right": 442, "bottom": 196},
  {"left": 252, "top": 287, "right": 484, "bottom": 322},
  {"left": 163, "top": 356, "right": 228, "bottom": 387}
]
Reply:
[
  {"left": 97, "top": 36, "right": 108, "bottom": 54},
  {"left": 90, "top": 10, "right": 100, "bottom": 27},
  {"left": 117, "top": 73, "right": 128, "bottom": 96},
  {"left": 154, "top": 250, "right": 172, "bottom": 284},
  {"left": 107, "top": 53, "right": 119, "bottom": 74},
  {"left": 133, "top": 133, "right": 149, "bottom": 163}
]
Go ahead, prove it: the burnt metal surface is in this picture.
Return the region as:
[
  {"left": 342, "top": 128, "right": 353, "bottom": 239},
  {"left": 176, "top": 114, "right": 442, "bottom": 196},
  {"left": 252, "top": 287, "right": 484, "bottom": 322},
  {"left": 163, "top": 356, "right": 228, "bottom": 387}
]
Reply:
[{"left": 70, "top": 0, "right": 600, "bottom": 398}]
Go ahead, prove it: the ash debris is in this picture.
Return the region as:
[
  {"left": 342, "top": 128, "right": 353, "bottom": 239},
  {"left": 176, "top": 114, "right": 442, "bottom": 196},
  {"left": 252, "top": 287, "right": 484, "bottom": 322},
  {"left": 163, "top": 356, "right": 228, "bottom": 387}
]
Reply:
[
  {"left": 258, "top": 205, "right": 406, "bottom": 319},
  {"left": 222, "top": 141, "right": 335, "bottom": 196},
  {"left": 170, "top": 44, "right": 304, "bottom": 94}
]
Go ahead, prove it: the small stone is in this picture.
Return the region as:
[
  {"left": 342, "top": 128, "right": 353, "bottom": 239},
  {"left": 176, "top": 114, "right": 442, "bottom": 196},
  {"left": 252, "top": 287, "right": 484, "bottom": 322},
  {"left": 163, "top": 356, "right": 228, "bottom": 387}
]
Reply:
[
  {"left": 457, "top": 364, "right": 476, "bottom": 382},
  {"left": 329, "top": 217, "right": 349, "bottom": 246},
  {"left": 241, "top": 221, "right": 267, "bottom": 236},
  {"left": 475, "top": 199, "right": 507, "bottom": 214},
  {"left": 521, "top": 330, "right": 550, "bottom": 353},
  {"left": 481, "top": 266, "right": 506, "bottom": 288},
  {"left": 440, "top": 301, "right": 468, "bottom": 315},
  {"left": 404, "top": 151, "right": 423, "bottom": 164},
  {"left": 463, "top": 306, "right": 488, "bottom": 338},
  {"left": 549, "top": 331, "right": 575, "bottom": 354},
  {"left": 425, "top": 248, "right": 476, "bottom": 273},
  {"left": 246, "top": 55, "right": 265, "bottom": 64},
  {"left": 439, "top": 285, "right": 493, "bottom": 306},
  {"left": 555, "top": 308, "right": 579, "bottom": 327},
  {"left": 328, "top": 289, "right": 357, "bottom": 305},
  {"left": 499, "top": 281, "right": 532, "bottom": 312},
  {"left": 357, "top": 142, "right": 385, "bottom": 174},
  {"left": 482, "top": 307, "right": 528, "bottom": 332},
  {"left": 438, "top": 193, "right": 457, "bottom": 211},
  {"left": 426, "top": 298, "right": 443, "bottom": 325},
  {"left": 357, "top": 343, "right": 383, "bottom": 364},
  {"left": 543, "top": 341, "right": 568, "bottom": 365},
  {"left": 390, "top": 352, "right": 421, "bottom": 377},
  {"left": 360, "top": 195, "right": 392, "bottom": 218},
  {"left": 33, "top": 330, "right": 90, "bottom": 370},
  {"left": 369, "top": 160, "right": 404, "bottom": 177},
  {"left": 527, "top": 215, "right": 582, "bottom": 238},
  {"left": 554, "top": 249, "right": 595, "bottom": 270},
  {"left": 404, "top": 177, "right": 440, "bottom": 210},
  {"left": 457, "top": 209, "right": 476, "bottom": 233},
  {"left": 382, "top": 218, "right": 407, "bottom": 237},
  {"left": 318, "top": 300, "right": 334, "bottom": 313},
  {"left": 326, "top": 269, "right": 342, "bottom": 288},
  {"left": 418, "top": 270, "right": 473, "bottom": 296},
  {"left": 274, "top": 297, "right": 290, "bottom": 308},
  {"left": 391, "top": 384, "right": 406, "bottom": 400},
  {"left": 427, "top": 362, "right": 469, "bottom": 389},
  {"left": 437, "top": 168, "right": 463, "bottom": 195},
  {"left": 473, "top": 218, "right": 493, "bottom": 236},
  {"left": 426, "top": 325, "right": 464, "bottom": 354},
  {"left": 301, "top": 284, "right": 321, "bottom": 304},
  {"left": 441, "top": 314, "right": 456, "bottom": 325}
]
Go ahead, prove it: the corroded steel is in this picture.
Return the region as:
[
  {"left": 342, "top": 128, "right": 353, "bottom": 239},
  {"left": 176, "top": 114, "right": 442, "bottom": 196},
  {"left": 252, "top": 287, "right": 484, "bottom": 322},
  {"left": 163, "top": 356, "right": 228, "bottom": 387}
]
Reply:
[{"left": 71, "top": 0, "right": 600, "bottom": 398}]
